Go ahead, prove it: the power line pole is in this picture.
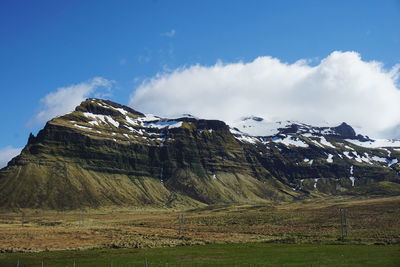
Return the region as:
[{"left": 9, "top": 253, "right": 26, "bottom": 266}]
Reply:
[
  {"left": 339, "top": 208, "right": 348, "bottom": 240},
  {"left": 160, "top": 166, "right": 164, "bottom": 184},
  {"left": 179, "top": 213, "right": 185, "bottom": 236},
  {"left": 79, "top": 209, "right": 85, "bottom": 227},
  {"left": 21, "top": 211, "right": 25, "bottom": 227}
]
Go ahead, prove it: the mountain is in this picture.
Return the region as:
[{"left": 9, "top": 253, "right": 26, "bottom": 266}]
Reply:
[{"left": 1, "top": 99, "right": 400, "bottom": 209}]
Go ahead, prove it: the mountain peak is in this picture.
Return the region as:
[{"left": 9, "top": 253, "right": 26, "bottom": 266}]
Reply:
[
  {"left": 1, "top": 98, "right": 400, "bottom": 209},
  {"left": 331, "top": 122, "right": 356, "bottom": 138},
  {"left": 75, "top": 98, "right": 144, "bottom": 117}
]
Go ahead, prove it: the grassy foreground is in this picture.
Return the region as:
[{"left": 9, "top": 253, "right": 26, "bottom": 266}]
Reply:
[
  {"left": 1, "top": 243, "right": 399, "bottom": 266},
  {"left": 1, "top": 197, "right": 400, "bottom": 253},
  {"left": 0, "top": 197, "right": 399, "bottom": 266}
]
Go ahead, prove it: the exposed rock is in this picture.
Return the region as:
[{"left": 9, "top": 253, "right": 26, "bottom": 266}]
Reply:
[{"left": 0, "top": 98, "right": 399, "bottom": 209}]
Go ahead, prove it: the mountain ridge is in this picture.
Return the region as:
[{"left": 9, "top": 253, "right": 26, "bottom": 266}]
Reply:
[{"left": 1, "top": 98, "right": 399, "bottom": 209}]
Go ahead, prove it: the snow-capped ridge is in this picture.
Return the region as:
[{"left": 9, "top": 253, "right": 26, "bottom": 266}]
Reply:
[{"left": 77, "top": 99, "right": 400, "bottom": 149}]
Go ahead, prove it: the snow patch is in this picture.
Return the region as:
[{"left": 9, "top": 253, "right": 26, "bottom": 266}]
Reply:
[
  {"left": 229, "top": 128, "right": 243, "bottom": 135},
  {"left": 114, "top": 107, "right": 128, "bottom": 115},
  {"left": 343, "top": 151, "right": 352, "bottom": 160},
  {"left": 388, "top": 158, "right": 398, "bottom": 167},
  {"left": 228, "top": 118, "right": 282, "bottom": 136},
  {"left": 349, "top": 176, "right": 356, "bottom": 186},
  {"left": 346, "top": 139, "right": 400, "bottom": 148},
  {"left": 319, "top": 136, "right": 335, "bottom": 148},
  {"left": 125, "top": 116, "right": 139, "bottom": 126},
  {"left": 236, "top": 135, "right": 258, "bottom": 144},
  {"left": 139, "top": 114, "right": 161, "bottom": 122},
  {"left": 83, "top": 112, "right": 120, "bottom": 128},
  {"left": 310, "top": 139, "right": 324, "bottom": 148},
  {"left": 74, "top": 124, "right": 91, "bottom": 130},
  {"left": 144, "top": 120, "right": 183, "bottom": 129},
  {"left": 313, "top": 178, "right": 319, "bottom": 189},
  {"left": 371, "top": 156, "right": 388, "bottom": 164},
  {"left": 303, "top": 158, "right": 313, "bottom": 165},
  {"left": 96, "top": 101, "right": 129, "bottom": 116},
  {"left": 88, "top": 121, "right": 99, "bottom": 126},
  {"left": 349, "top": 165, "right": 356, "bottom": 186},
  {"left": 269, "top": 136, "right": 309, "bottom": 148}
]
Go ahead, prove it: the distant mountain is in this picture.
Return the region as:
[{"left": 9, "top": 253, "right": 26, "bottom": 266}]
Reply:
[
  {"left": 230, "top": 116, "right": 368, "bottom": 140},
  {"left": 0, "top": 99, "right": 399, "bottom": 209}
]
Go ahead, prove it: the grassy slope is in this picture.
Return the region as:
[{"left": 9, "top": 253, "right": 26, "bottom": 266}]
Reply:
[
  {"left": 0, "top": 197, "right": 399, "bottom": 254},
  {"left": 0, "top": 243, "right": 399, "bottom": 266},
  {"left": 0, "top": 163, "right": 204, "bottom": 209}
]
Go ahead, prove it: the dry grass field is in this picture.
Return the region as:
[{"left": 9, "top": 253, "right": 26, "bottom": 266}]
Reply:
[{"left": 0, "top": 196, "right": 399, "bottom": 253}]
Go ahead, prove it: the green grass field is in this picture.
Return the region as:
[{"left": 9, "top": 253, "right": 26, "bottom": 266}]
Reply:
[{"left": 1, "top": 243, "right": 399, "bottom": 266}]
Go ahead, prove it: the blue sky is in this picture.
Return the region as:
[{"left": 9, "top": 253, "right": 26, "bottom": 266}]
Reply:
[{"left": 1, "top": 0, "right": 400, "bottom": 166}]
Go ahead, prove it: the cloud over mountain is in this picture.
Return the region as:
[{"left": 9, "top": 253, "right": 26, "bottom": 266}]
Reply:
[
  {"left": 34, "top": 77, "right": 113, "bottom": 124},
  {"left": 130, "top": 51, "right": 400, "bottom": 138},
  {"left": 0, "top": 146, "right": 22, "bottom": 168}
]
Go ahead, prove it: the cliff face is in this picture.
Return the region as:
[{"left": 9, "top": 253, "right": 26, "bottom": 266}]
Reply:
[{"left": 0, "top": 99, "right": 399, "bottom": 209}]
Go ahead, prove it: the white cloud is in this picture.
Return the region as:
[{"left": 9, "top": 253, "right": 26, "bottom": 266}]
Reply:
[
  {"left": 0, "top": 146, "right": 22, "bottom": 168},
  {"left": 34, "top": 77, "right": 113, "bottom": 124},
  {"left": 129, "top": 51, "right": 400, "bottom": 138},
  {"left": 161, "top": 29, "right": 176, "bottom": 38}
]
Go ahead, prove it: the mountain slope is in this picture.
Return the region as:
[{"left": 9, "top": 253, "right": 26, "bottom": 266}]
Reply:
[
  {"left": 230, "top": 117, "right": 400, "bottom": 195},
  {"left": 0, "top": 99, "right": 399, "bottom": 209}
]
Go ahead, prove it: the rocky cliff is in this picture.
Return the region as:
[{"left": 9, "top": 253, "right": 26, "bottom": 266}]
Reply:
[{"left": 0, "top": 99, "right": 399, "bottom": 209}]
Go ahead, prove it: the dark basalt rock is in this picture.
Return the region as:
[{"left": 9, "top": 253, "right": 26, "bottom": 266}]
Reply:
[
  {"left": 0, "top": 98, "right": 399, "bottom": 209},
  {"left": 278, "top": 124, "right": 300, "bottom": 134},
  {"left": 331, "top": 122, "right": 356, "bottom": 139}
]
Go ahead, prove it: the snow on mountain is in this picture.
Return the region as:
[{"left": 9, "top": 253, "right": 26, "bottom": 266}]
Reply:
[
  {"left": 345, "top": 139, "right": 400, "bottom": 148},
  {"left": 228, "top": 116, "right": 349, "bottom": 138},
  {"left": 228, "top": 116, "right": 299, "bottom": 137},
  {"left": 229, "top": 116, "right": 288, "bottom": 136},
  {"left": 228, "top": 115, "right": 400, "bottom": 149}
]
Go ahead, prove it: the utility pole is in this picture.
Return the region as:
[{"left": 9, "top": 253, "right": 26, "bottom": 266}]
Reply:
[
  {"left": 179, "top": 213, "right": 185, "bottom": 236},
  {"left": 160, "top": 166, "right": 164, "bottom": 184},
  {"left": 79, "top": 209, "right": 85, "bottom": 227},
  {"left": 21, "top": 211, "right": 25, "bottom": 227},
  {"left": 339, "top": 208, "right": 348, "bottom": 240}
]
